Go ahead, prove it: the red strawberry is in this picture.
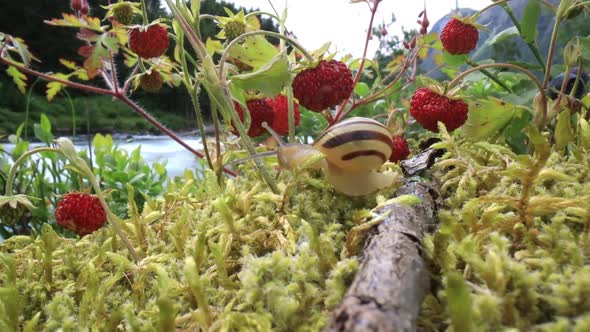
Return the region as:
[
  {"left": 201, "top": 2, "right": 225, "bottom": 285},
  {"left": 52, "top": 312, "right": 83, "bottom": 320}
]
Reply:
[
  {"left": 267, "top": 95, "right": 300, "bottom": 136},
  {"left": 410, "top": 87, "right": 468, "bottom": 132},
  {"left": 55, "top": 193, "right": 106, "bottom": 236},
  {"left": 233, "top": 99, "right": 274, "bottom": 137},
  {"left": 292, "top": 60, "right": 353, "bottom": 112},
  {"left": 389, "top": 135, "right": 410, "bottom": 162},
  {"left": 140, "top": 70, "right": 163, "bottom": 93},
  {"left": 440, "top": 18, "right": 478, "bottom": 55},
  {"left": 129, "top": 24, "right": 169, "bottom": 59}
]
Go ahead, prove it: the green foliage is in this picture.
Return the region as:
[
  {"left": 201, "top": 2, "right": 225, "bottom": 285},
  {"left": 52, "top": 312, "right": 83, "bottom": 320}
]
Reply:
[{"left": 0, "top": 116, "right": 167, "bottom": 237}]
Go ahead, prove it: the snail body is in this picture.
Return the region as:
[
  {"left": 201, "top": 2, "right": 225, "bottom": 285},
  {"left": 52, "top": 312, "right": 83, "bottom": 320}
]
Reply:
[{"left": 262, "top": 117, "right": 396, "bottom": 196}]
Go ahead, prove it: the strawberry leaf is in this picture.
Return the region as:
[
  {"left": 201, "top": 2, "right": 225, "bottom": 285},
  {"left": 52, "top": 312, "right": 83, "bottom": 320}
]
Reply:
[
  {"left": 460, "top": 97, "right": 518, "bottom": 141},
  {"left": 45, "top": 13, "right": 104, "bottom": 32},
  {"left": 46, "top": 73, "right": 69, "bottom": 102},
  {"left": 521, "top": 0, "right": 541, "bottom": 44},
  {"left": 227, "top": 35, "right": 278, "bottom": 70},
  {"left": 231, "top": 51, "right": 290, "bottom": 97},
  {"left": 6, "top": 66, "right": 27, "bottom": 94}
]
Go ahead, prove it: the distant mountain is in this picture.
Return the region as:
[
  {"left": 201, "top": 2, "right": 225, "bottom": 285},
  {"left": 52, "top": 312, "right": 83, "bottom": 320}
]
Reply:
[{"left": 422, "top": 0, "right": 576, "bottom": 76}]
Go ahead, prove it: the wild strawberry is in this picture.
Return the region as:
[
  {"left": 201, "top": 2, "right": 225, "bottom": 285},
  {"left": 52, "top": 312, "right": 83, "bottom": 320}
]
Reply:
[
  {"left": 129, "top": 24, "right": 169, "bottom": 59},
  {"left": 440, "top": 18, "right": 478, "bottom": 55},
  {"left": 410, "top": 87, "right": 468, "bottom": 132},
  {"left": 389, "top": 135, "right": 410, "bottom": 163},
  {"left": 111, "top": 2, "right": 135, "bottom": 25},
  {"left": 71, "top": 0, "right": 89, "bottom": 15},
  {"left": 292, "top": 60, "right": 353, "bottom": 112},
  {"left": 55, "top": 193, "right": 107, "bottom": 236},
  {"left": 140, "top": 70, "right": 163, "bottom": 93},
  {"left": 267, "top": 95, "right": 300, "bottom": 136},
  {"left": 233, "top": 99, "right": 274, "bottom": 137}
]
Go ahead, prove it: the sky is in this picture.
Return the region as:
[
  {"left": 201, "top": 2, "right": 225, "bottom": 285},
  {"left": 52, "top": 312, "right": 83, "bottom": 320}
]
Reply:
[{"left": 226, "top": 0, "right": 491, "bottom": 58}]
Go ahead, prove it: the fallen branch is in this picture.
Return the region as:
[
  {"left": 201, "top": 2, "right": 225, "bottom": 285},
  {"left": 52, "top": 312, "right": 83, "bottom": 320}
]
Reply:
[{"left": 324, "top": 151, "right": 441, "bottom": 332}]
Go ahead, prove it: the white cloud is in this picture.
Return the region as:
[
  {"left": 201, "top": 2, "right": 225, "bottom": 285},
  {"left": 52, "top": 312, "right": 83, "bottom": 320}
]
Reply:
[{"left": 225, "top": 0, "right": 491, "bottom": 58}]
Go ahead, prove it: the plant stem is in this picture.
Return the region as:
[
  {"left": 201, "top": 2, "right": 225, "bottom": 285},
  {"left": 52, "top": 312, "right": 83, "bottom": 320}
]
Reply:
[
  {"left": 286, "top": 86, "right": 296, "bottom": 143},
  {"left": 449, "top": 62, "right": 548, "bottom": 127},
  {"left": 333, "top": 0, "right": 380, "bottom": 123},
  {"left": 466, "top": 59, "right": 512, "bottom": 93},
  {"left": 0, "top": 56, "right": 237, "bottom": 176},
  {"left": 473, "top": 0, "right": 512, "bottom": 20},
  {"left": 499, "top": 2, "right": 546, "bottom": 68},
  {"left": 140, "top": 0, "right": 149, "bottom": 24},
  {"left": 24, "top": 78, "right": 41, "bottom": 140},
  {"left": 542, "top": 17, "right": 562, "bottom": 89},
  {"left": 63, "top": 89, "right": 76, "bottom": 143},
  {"left": 178, "top": 28, "right": 215, "bottom": 173},
  {"left": 5, "top": 147, "right": 60, "bottom": 196}
]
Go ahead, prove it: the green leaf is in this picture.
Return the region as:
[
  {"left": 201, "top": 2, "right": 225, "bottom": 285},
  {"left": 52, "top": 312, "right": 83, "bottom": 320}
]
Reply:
[
  {"left": 442, "top": 51, "right": 468, "bottom": 67},
  {"left": 554, "top": 110, "right": 573, "bottom": 151},
  {"left": 461, "top": 97, "right": 517, "bottom": 141},
  {"left": 446, "top": 272, "right": 474, "bottom": 332},
  {"left": 33, "top": 114, "right": 54, "bottom": 144},
  {"left": 579, "top": 118, "right": 590, "bottom": 148},
  {"left": 487, "top": 26, "right": 519, "bottom": 46},
  {"left": 521, "top": 0, "right": 541, "bottom": 43},
  {"left": 205, "top": 38, "right": 223, "bottom": 56},
  {"left": 227, "top": 35, "right": 279, "bottom": 70},
  {"left": 354, "top": 82, "right": 370, "bottom": 97},
  {"left": 6, "top": 66, "right": 27, "bottom": 94},
  {"left": 503, "top": 109, "right": 532, "bottom": 154},
  {"left": 231, "top": 51, "right": 291, "bottom": 97},
  {"left": 40, "top": 113, "right": 52, "bottom": 133}
]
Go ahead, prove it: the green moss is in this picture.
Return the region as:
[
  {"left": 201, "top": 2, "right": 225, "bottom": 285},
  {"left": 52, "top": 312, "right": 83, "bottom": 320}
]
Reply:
[
  {"left": 420, "top": 126, "right": 590, "bottom": 331},
  {"left": 0, "top": 163, "right": 401, "bottom": 330}
]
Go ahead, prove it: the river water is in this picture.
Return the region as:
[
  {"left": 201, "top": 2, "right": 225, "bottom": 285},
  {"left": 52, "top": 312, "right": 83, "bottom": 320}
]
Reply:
[{"left": 1, "top": 135, "right": 205, "bottom": 178}]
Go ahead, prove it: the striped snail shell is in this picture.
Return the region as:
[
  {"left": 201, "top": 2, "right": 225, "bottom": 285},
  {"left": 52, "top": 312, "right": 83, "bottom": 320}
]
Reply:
[
  {"left": 313, "top": 117, "right": 393, "bottom": 173},
  {"left": 259, "top": 117, "right": 396, "bottom": 196}
]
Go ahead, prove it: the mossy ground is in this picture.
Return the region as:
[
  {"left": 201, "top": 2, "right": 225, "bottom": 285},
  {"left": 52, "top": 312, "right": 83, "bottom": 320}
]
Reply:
[
  {"left": 0, "top": 162, "right": 402, "bottom": 331},
  {"left": 418, "top": 128, "right": 590, "bottom": 331},
  {"left": 2, "top": 126, "right": 590, "bottom": 331}
]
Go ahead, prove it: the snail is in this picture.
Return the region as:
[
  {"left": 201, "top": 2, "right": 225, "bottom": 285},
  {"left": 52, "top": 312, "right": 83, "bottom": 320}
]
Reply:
[{"left": 245, "top": 117, "right": 396, "bottom": 196}]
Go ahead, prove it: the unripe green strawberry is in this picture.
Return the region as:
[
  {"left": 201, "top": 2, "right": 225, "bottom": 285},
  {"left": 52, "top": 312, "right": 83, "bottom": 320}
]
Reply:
[
  {"left": 111, "top": 2, "right": 135, "bottom": 25},
  {"left": 0, "top": 203, "right": 27, "bottom": 226},
  {"left": 140, "top": 70, "right": 163, "bottom": 93},
  {"left": 224, "top": 21, "right": 246, "bottom": 41},
  {"left": 410, "top": 87, "right": 468, "bottom": 132},
  {"left": 55, "top": 192, "right": 106, "bottom": 236}
]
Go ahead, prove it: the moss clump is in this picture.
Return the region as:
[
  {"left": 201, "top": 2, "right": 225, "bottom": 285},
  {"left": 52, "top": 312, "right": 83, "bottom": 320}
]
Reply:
[
  {"left": 419, "top": 126, "right": 590, "bottom": 331},
  {"left": 0, "top": 162, "right": 402, "bottom": 331}
]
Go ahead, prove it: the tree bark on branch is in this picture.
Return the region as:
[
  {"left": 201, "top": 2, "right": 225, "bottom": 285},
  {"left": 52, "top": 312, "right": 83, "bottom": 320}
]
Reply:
[{"left": 324, "top": 151, "right": 440, "bottom": 332}]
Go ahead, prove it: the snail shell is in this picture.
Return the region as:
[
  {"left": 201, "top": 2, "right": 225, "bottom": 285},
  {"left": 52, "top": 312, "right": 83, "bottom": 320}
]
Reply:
[{"left": 313, "top": 117, "right": 394, "bottom": 173}]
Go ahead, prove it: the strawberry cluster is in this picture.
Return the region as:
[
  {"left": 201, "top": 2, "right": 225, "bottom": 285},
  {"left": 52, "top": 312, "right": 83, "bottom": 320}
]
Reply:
[
  {"left": 233, "top": 95, "right": 301, "bottom": 137},
  {"left": 410, "top": 87, "right": 468, "bottom": 132}
]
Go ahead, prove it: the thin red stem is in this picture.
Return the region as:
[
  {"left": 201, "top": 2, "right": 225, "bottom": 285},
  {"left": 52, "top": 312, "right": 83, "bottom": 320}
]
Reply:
[
  {"left": 333, "top": 0, "right": 380, "bottom": 123},
  {"left": 0, "top": 56, "right": 238, "bottom": 177}
]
